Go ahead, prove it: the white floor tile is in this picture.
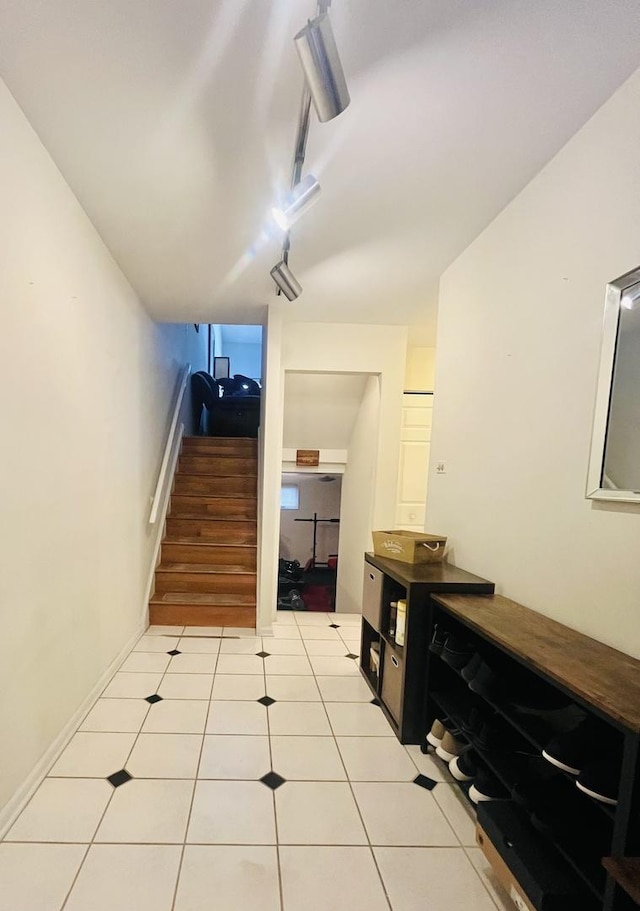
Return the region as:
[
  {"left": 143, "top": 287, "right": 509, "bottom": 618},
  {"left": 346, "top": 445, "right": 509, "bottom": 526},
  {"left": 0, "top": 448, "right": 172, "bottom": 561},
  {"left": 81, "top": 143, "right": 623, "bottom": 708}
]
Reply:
[
  {"left": 222, "top": 627, "right": 257, "bottom": 637},
  {"left": 275, "top": 781, "right": 367, "bottom": 845},
  {"left": 279, "top": 846, "right": 389, "bottom": 911},
  {"left": 353, "top": 782, "right": 458, "bottom": 846},
  {"left": 174, "top": 846, "right": 281, "bottom": 911},
  {"left": 102, "top": 672, "right": 163, "bottom": 698},
  {"left": 49, "top": 732, "right": 136, "bottom": 777},
  {"left": 206, "top": 701, "right": 268, "bottom": 735},
  {"left": 268, "top": 702, "right": 331, "bottom": 735},
  {"left": 274, "top": 610, "right": 298, "bottom": 625},
  {"left": 176, "top": 637, "right": 220, "bottom": 654},
  {"left": 316, "top": 676, "right": 375, "bottom": 702},
  {"left": 134, "top": 635, "right": 180, "bottom": 652},
  {"left": 293, "top": 613, "right": 332, "bottom": 625},
  {"left": 146, "top": 625, "right": 185, "bottom": 636},
  {"left": 181, "top": 627, "right": 223, "bottom": 636},
  {"left": 219, "top": 637, "right": 262, "bottom": 654},
  {"left": 374, "top": 846, "right": 497, "bottom": 911},
  {"left": 142, "top": 699, "right": 208, "bottom": 734},
  {"left": 466, "top": 847, "right": 517, "bottom": 911},
  {"left": 260, "top": 638, "right": 306, "bottom": 655},
  {"left": 95, "top": 779, "right": 194, "bottom": 843},
  {"left": 120, "top": 651, "right": 171, "bottom": 673},
  {"left": 63, "top": 844, "right": 182, "bottom": 911},
  {"left": 5, "top": 779, "right": 112, "bottom": 843},
  {"left": 304, "top": 639, "right": 351, "bottom": 656},
  {"left": 404, "top": 745, "right": 453, "bottom": 781},
  {"left": 187, "top": 780, "right": 276, "bottom": 844},
  {"left": 336, "top": 737, "right": 418, "bottom": 781},
  {"left": 79, "top": 698, "right": 149, "bottom": 733},
  {"left": 326, "top": 702, "right": 395, "bottom": 736},
  {"left": 297, "top": 626, "right": 342, "bottom": 641},
  {"left": 215, "top": 654, "right": 264, "bottom": 675},
  {"left": 126, "top": 733, "right": 203, "bottom": 778},
  {"left": 265, "top": 676, "right": 321, "bottom": 701},
  {"left": 339, "top": 636, "right": 361, "bottom": 651},
  {"left": 198, "top": 735, "right": 271, "bottom": 779},
  {"left": 263, "top": 655, "right": 312, "bottom": 676},
  {"left": 157, "top": 674, "right": 213, "bottom": 700},
  {"left": 0, "top": 843, "right": 86, "bottom": 911},
  {"left": 309, "top": 656, "right": 360, "bottom": 676},
  {"left": 211, "top": 675, "right": 265, "bottom": 700},
  {"left": 270, "top": 736, "right": 347, "bottom": 781},
  {"left": 270, "top": 624, "right": 302, "bottom": 639},
  {"left": 167, "top": 653, "right": 219, "bottom": 674},
  {"left": 332, "top": 613, "right": 363, "bottom": 626},
  {"left": 432, "top": 783, "right": 478, "bottom": 846}
]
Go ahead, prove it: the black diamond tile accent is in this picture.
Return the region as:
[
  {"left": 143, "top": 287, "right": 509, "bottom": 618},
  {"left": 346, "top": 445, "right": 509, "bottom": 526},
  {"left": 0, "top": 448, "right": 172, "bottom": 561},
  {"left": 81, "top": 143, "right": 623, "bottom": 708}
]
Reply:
[
  {"left": 329, "top": 623, "right": 340, "bottom": 628},
  {"left": 256, "top": 651, "right": 270, "bottom": 658},
  {"left": 346, "top": 653, "right": 358, "bottom": 660},
  {"left": 167, "top": 649, "right": 181, "bottom": 656},
  {"left": 107, "top": 769, "right": 132, "bottom": 788},
  {"left": 260, "top": 771, "right": 286, "bottom": 790},
  {"left": 258, "top": 696, "right": 276, "bottom": 707},
  {"left": 370, "top": 698, "right": 381, "bottom": 706},
  {"left": 413, "top": 774, "right": 437, "bottom": 791},
  {"left": 145, "top": 694, "right": 163, "bottom": 704}
]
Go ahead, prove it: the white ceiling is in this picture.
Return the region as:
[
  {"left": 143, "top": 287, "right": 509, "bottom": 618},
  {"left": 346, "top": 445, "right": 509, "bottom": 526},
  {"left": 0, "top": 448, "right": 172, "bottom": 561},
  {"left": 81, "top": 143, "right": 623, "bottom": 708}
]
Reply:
[{"left": 1, "top": 1, "right": 639, "bottom": 342}]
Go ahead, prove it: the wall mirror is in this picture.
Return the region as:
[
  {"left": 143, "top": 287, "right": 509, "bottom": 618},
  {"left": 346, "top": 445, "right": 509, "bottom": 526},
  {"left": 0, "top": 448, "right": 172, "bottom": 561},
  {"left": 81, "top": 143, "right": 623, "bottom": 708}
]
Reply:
[{"left": 587, "top": 265, "right": 640, "bottom": 503}]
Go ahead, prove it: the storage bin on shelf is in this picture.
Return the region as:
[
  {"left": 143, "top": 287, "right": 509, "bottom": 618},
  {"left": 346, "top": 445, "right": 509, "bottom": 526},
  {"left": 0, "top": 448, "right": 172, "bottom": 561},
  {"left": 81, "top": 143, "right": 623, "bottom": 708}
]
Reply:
[{"left": 372, "top": 530, "right": 447, "bottom": 564}]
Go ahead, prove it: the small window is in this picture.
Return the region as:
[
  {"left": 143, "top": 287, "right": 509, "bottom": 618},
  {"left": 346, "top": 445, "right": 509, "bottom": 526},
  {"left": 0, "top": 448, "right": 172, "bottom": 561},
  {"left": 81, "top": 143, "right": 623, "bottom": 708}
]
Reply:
[{"left": 281, "top": 484, "right": 300, "bottom": 510}]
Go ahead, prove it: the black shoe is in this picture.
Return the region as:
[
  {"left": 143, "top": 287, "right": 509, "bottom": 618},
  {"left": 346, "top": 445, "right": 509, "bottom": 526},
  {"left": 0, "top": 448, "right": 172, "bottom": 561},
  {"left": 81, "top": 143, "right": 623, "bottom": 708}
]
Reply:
[
  {"left": 449, "top": 750, "right": 478, "bottom": 782},
  {"left": 511, "top": 773, "right": 569, "bottom": 812},
  {"left": 441, "top": 635, "right": 476, "bottom": 670},
  {"left": 460, "top": 652, "right": 483, "bottom": 683},
  {"left": 429, "top": 624, "right": 448, "bottom": 656},
  {"left": 576, "top": 757, "right": 621, "bottom": 806},
  {"left": 469, "top": 768, "right": 510, "bottom": 803},
  {"left": 542, "top": 717, "right": 606, "bottom": 775},
  {"left": 460, "top": 706, "right": 485, "bottom": 740},
  {"left": 467, "top": 660, "right": 502, "bottom": 701}
]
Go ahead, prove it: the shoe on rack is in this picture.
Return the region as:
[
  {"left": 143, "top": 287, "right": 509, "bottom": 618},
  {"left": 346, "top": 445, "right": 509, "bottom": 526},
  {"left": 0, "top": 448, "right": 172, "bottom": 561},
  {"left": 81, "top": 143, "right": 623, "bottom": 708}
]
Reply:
[
  {"left": 435, "top": 730, "right": 467, "bottom": 763},
  {"left": 426, "top": 718, "right": 447, "bottom": 748},
  {"left": 576, "top": 757, "right": 621, "bottom": 806},
  {"left": 467, "top": 659, "right": 502, "bottom": 701},
  {"left": 469, "top": 768, "right": 510, "bottom": 803},
  {"left": 449, "top": 750, "right": 478, "bottom": 782},
  {"left": 511, "top": 772, "right": 569, "bottom": 812},
  {"left": 460, "top": 652, "right": 483, "bottom": 683},
  {"left": 460, "top": 706, "right": 486, "bottom": 740},
  {"left": 429, "top": 624, "right": 448, "bottom": 656},
  {"left": 541, "top": 717, "right": 606, "bottom": 775},
  {"left": 441, "top": 635, "right": 476, "bottom": 670}
]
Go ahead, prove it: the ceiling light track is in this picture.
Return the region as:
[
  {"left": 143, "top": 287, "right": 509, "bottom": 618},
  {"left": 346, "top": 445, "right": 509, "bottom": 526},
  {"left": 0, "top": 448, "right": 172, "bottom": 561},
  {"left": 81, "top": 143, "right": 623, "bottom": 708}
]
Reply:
[{"left": 270, "top": 0, "right": 350, "bottom": 301}]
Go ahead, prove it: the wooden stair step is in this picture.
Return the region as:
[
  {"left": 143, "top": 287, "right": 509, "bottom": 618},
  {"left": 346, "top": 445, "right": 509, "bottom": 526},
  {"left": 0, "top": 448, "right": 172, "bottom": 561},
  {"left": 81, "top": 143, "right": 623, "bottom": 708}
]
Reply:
[
  {"left": 161, "top": 542, "right": 257, "bottom": 569},
  {"left": 165, "top": 518, "right": 256, "bottom": 544},
  {"left": 178, "top": 456, "right": 257, "bottom": 477},
  {"left": 154, "top": 568, "right": 256, "bottom": 594},
  {"left": 151, "top": 592, "right": 256, "bottom": 605},
  {"left": 158, "top": 562, "right": 254, "bottom": 574},
  {"left": 181, "top": 436, "right": 257, "bottom": 455},
  {"left": 173, "top": 476, "right": 256, "bottom": 497},
  {"left": 169, "top": 495, "right": 257, "bottom": 520},
  {"left": 149, "top": 599, "right": 256, "bottom": 627}
]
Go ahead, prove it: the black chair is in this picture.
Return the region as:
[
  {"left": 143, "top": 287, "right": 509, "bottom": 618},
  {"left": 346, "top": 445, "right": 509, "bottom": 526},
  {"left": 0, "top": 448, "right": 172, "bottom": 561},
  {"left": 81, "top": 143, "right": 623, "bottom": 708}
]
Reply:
[{"left": 191, "top": 372, "right": 260, "bottom": 438}]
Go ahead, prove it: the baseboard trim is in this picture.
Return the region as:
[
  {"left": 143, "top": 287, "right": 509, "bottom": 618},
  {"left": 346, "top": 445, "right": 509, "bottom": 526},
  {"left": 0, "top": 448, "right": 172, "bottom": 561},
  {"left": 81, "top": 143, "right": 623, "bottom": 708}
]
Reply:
[{"left": 0, "top": 620, "right": 146, "bottom": 839}]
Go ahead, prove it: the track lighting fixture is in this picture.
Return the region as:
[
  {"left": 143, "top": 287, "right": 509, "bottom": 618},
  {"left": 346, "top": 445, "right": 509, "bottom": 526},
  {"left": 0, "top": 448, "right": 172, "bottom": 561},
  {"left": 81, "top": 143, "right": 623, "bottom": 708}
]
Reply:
[
  {"left": 270, "top": 261, "right": 303, "bottom": 301},
  {"left": 294, "top": 12, "right": 350, "bottom": 122},
  {"left": 272, "top": 174, "right": 322, "bottom": 231}
]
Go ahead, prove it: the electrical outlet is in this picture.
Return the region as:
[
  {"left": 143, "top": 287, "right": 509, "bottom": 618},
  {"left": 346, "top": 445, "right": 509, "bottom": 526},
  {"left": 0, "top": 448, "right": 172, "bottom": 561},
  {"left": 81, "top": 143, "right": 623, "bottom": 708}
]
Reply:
[{"left": 436, "top": 461, "right": 446, "bottom": 474}]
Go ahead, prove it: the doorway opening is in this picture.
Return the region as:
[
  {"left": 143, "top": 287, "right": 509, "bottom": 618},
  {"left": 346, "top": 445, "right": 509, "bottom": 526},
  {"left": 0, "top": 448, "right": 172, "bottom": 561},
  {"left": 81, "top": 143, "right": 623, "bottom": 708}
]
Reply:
[{"left": 278, "top": 472, "right": 342, "bottom": 613}]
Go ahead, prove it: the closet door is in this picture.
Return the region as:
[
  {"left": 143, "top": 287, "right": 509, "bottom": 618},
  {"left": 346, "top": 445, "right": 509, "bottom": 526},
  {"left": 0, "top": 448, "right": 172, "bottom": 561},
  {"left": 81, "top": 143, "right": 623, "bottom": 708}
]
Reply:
[{"left": 395, "top": 393, "right": 432, "bottom": 531}]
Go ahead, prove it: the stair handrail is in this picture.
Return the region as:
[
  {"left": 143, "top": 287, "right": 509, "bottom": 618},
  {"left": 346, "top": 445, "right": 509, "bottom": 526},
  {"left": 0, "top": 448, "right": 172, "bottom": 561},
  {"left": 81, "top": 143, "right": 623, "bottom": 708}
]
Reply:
[{"left": 149, "top": 363, "right": 190, "bottom": 524}]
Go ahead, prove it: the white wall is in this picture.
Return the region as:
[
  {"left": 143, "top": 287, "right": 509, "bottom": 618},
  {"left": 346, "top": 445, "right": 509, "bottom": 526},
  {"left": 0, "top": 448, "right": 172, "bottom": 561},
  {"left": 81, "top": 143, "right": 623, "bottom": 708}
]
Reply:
[
  {"left": 0, "top": 77, "right": 207, "bottom": 819},
  {"left": 279, "top": 475, "right": 342, "bottom": 565},
  {"left": 405, "top": 347, "right": 436, "bottom": 391},
  {"left": 283, "top": 373, "right": 368, "bottom": 450},
  {"left": 427, "top": 68, "right": 640, "bottom": 657}
]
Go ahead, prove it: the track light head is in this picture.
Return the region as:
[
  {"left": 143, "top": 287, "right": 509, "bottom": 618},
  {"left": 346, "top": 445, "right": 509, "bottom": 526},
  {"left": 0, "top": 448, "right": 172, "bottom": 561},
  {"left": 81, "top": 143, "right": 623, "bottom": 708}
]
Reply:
[
  {"left": 270, "top": 261, "right": 303, "bottom": 301},
  {"left": 295, "top": 12, "right": 350, "bottom": 123},
  {"left": 272, "top": 174, "right": 321, "bottom": 232}
]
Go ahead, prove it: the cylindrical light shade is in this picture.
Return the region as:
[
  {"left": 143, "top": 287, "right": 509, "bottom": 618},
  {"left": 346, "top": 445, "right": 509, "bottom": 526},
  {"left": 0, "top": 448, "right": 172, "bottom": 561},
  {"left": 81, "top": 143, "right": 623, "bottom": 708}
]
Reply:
[
  {"left": 270, "top": 261, "right": 303, "bottom": 300},
  {"left": 272, "top": 174, "right": 321, "bottom": 231},
  {"left": 294, "top": 13, "right": 350, "bottom": 123}
]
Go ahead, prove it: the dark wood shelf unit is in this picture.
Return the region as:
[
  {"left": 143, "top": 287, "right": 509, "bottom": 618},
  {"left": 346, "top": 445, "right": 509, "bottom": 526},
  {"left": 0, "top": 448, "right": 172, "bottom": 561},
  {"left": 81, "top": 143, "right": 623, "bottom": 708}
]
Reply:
[
  {"left": 359, "top": 553, "right": 493, "bottom": 743},
  {"left": 425, "top": 591, "right": 640, "bottom": 911}
]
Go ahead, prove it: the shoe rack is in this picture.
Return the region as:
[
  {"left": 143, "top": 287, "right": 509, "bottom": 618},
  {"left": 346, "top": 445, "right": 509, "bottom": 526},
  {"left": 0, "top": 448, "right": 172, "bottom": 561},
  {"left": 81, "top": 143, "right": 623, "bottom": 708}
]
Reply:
[
  {"left": 359, "top": 553, "right": 493, "bottom": 743},
  {"left": 424, "top": 591, "right": 640, "bottom": 911}
]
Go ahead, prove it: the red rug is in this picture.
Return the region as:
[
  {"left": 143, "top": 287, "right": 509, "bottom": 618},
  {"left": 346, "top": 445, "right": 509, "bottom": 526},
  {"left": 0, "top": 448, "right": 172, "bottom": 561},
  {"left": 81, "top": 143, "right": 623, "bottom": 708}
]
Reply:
[{"left": 301, "top": 583, "right": 335, "bottom": 612}]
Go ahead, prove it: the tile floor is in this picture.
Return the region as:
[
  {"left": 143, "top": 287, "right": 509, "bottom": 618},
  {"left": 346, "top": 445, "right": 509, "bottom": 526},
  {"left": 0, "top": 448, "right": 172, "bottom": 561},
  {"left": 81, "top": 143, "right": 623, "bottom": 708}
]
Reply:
[{"left": 0, "top": 611, "right": 513, "bottom": 911}]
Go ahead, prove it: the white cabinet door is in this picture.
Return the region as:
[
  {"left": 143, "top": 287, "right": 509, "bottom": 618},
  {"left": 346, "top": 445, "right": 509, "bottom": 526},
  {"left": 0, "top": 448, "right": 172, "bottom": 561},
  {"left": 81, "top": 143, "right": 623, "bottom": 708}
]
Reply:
[{"left": 395, "top": 394, "right": 432, "bottom": 531}]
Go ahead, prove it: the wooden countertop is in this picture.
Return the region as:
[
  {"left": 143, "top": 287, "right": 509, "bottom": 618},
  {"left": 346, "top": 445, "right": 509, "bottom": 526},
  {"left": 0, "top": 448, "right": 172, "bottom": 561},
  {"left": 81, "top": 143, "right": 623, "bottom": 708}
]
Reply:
[
  {"left": 364, "top": 553, "right": 494, "bottom": 591},
  {"left": 433, "top": 592, "right": 640, "bottom": 732}
]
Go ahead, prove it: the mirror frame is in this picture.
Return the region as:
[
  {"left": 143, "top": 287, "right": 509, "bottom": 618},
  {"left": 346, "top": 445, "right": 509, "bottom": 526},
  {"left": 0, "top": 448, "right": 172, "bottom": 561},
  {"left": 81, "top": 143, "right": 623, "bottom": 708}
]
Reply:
[{"left": 586, "top": 265, "right": 640, "bottom": 503}]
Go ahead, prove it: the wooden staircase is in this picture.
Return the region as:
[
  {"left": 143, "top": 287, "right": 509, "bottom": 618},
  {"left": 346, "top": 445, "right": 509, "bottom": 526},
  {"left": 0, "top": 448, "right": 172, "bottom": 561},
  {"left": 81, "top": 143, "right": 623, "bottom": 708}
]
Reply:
[{"left": 149, "top": 436, "right": 258, "bottom": 628}]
